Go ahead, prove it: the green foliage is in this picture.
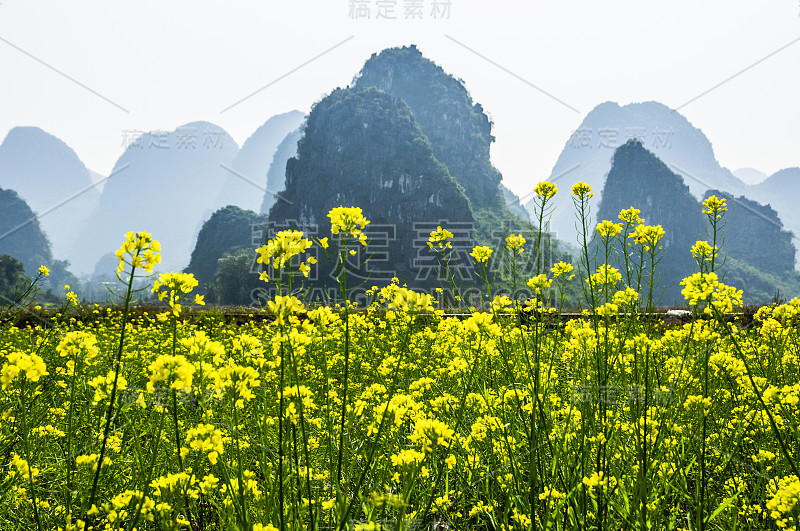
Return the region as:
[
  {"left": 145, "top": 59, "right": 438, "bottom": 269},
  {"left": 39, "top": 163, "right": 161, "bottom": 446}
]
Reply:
[
  {"left": 206, "top": 248, "right": 260, "bottom": 306},
  {"left": 0, "top": 187, "right": 78, "bottom": 298},
  {"left": 0, "top": 254, "right": 25, "bottom": 302},
  {"left": 185, "top": 206, "right": 267, "bottom": 291},
  {"left": 721, "top": 257, "right": 800, "bottom": 303}
]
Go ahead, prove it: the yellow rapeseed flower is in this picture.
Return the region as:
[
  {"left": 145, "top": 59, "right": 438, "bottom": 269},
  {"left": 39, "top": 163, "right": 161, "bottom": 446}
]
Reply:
[
  {"left": 527, "top": 274, "right": 552, "bottom": 294},
  {"left": 267, "top": 295, "right": 305, "bottom": 325},
  {"left": 388, "top": 287, "right": 435, "bottom": 313},
  {"left": 470, "top": 246, "right": 493, "bottom": 264},
  {"left": 505, "top": 234, "right": 526, "bottom": 255},
  {"left": 328, "top": 206, "right": 370, "bottom": 246},
  {"left": 534, "top": 181, "right": 558, "bottom": 200},
  {"left": 596, "top": 220, "right": 623, "bottom": 240},
  {"left": 618, "top": 207, "right": 644, "bottom": 225},
  {"left": 571, "top": 181, "right": 594, "bottom": 199},
  {"left": 1, "top": 351, "right": 48, "bottom": 390},
  {"left": 214, "top": 363, "right": 260, "bottom": 407},
  {"left": 631, "top": 224, "right": 665, "bottom": 250},
  {"left": 680, "top": 271, "right": 718, "bottom": 306},
  {"left": 691, "top": 240, "right": 716, "bottom": 262},
  {"left": 587, "top": 265, "right": 622, "bottom": 287},
  {"left": 255, "top": 229, "right": 313, "bottom": 273},
  {"left": 115, "top": 231, "right": 161, "bottom": 278},
  {"left": 550, "top": 261, "right": 574, "bottom": 278},
  {"left": 427, "top": 226, "right": 454, "bottom": 250},
  {"left": 147, "top": 354, "right": 195, "bottom": 393},
  {"left": 702, "top": 195, "right": 728, "bottom": 219},
  {"left": 151, "top": 272, "right": 199, "bottom": 316},
  {"left": 185, "top": 423, "right": 226, "bottom": 465}
]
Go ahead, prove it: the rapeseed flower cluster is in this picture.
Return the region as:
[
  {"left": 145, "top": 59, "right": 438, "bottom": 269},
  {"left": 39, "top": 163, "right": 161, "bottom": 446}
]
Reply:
[
  {"left": 152, "top": 271, "right": 202, "bottom": 316},
  {"left": 680, "top": 271, "right": 742, "bottom": 311},
  {"left": 596, "top": 219, "right": 623, "bottom": 240},
  {"left": 534, "top": 181, "right": 558, "bottom": 200},
  {"left": 551, "top": 261, "right": 575, "bottom": 278},
  {"left": 527, "top": 273, "right": 552, "bottom": 295},
  {"left": 691, "top": 240, "right": 717, "bottom": 263},
  {"left": 587, "top": 264, "right": 622, "bottom": 287},
  {"left": 147, "top": 354, "right": 194, "bottom": 393},
  {"left": 618, "top": 207, "right": 644, "bottom": 225},
  {"left": 328, "top": 206, "right": 370, "bottom": 245},
  {"left": 256, "top": 229, "right": 316, "bottom": 280},
  {"left": 387, "top": 287, "right": 435, "bottom": 313},
  {"left": 505, "top": 233, "right": 526, "bottom": 256},
  {"left": 427, "top": 226, "right": 453, "bottom": 250},
  {"left": 2, "top": 200, "right": 798, "bottom": 531},
  {"left": 571, "top": 181, "right": 594, "bottom": 199},
  {"left": 1, "top": 351, "right": 48, "bottom": 390},
  {"left": 631, "top": 224, "right": 665, "bottom": 250},
  {"left": 184, "top": 423, "right": 226, "bottom": 465},
  {"left": 702, "top": 195, "right": 728, "bottom": 218},
  {"left": 115, "top": 231, "right": 161, "bottom": 278},
  {"left": 470, "top": 246, "right": 492, "bottom": 264}
]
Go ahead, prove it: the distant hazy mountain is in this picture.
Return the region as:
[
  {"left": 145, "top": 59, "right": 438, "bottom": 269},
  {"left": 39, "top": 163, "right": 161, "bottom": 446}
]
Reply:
[
  {"left": 747, "top": 167, "right": 800, "bottom": 266},
  {"left": 214, "top": 111, "right": 304, "bottom": 212},
  {"left": 528, "top": 101, "right": 746, "bottom": 246},
  {"left": 79, "top": 121, "right": 239, "bottom": 275},
  {"left": 89, "top": 169, "right": 107, "bottom": 193},
  {"left": 0, "top": 127, "right": 99, "bottom": 271},
  {"left": 733, "top": 167, "right": 768, "bottom": 186},
  {"left": 261, "top": 128, "right": 303, "bottom": 215}
]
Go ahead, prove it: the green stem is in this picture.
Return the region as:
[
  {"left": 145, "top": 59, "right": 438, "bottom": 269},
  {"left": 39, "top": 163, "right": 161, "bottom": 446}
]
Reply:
[
  {"left": 19, "top": 384, "right": 43, "bottom": 531},
  {"left": 88, "top": 262, "right": 137, "bottom": 511}
]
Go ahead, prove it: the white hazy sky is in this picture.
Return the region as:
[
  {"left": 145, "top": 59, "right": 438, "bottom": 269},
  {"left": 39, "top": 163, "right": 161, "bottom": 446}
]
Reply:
[{"left": 1, "top": 1, "right": 798, "bottom": 198}]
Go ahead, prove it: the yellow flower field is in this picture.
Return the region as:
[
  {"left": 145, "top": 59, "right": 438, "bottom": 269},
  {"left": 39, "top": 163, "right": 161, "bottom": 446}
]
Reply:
[{"left": 0, "top": 190, "right": 799, "bottom": 531}]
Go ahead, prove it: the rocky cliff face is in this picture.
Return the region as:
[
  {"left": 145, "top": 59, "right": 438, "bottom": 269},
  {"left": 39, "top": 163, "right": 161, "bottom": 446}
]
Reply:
[
  {"left": 355, "top": 45, "right": 506, "bottom": 215},
  {"left": 261, "top": 128, "right": 303, "bottom": 215},
  {"left": 596, "top": 140, "right": 704, "bottom": 305},
  {"left": 596, "top": 141, "right": 798, "bottom": 304},
  {"left": 269, "top": 86, "right": 473, "bottom": 287},
  {"left": 703, "top": 189, "right": 795, "bottom": 276}
]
